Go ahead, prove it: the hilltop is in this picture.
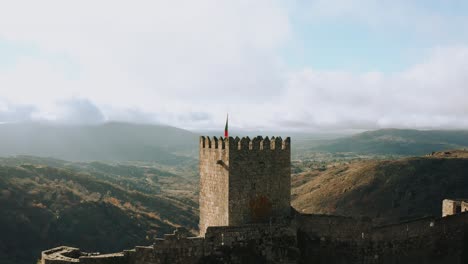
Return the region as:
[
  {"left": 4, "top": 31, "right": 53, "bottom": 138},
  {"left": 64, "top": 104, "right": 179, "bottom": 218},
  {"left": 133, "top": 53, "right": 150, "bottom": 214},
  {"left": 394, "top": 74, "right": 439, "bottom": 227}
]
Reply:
[
  {"left": 311, "top": 129, "right": 468, "bottom": 155},
  {"left": 4, "top": 124, "right": 468, "bottom": 162},
  {"left": 292, "top": 150, "right": 468, "bottom": 223}
]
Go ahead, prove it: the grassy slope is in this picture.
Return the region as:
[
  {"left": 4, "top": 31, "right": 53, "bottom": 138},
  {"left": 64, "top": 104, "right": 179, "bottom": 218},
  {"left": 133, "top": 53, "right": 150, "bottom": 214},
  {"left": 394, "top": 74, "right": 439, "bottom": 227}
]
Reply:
[{"left": 292, "top": 150, "right": 468, "bottom": 224}]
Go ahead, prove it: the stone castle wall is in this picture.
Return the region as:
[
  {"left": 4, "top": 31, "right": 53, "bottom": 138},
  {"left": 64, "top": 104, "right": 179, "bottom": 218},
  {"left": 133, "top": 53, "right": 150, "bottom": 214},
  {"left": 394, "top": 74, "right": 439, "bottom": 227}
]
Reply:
[
  {"left": 297, "top": 211, "right": 468, "bottom": 264},
  {"left": 296, "top": 214, "right": 372, "bottom": 241},
  {"left": 199, "top": 136, "right": 230, "bottom": 236},
  {"left": 129, "top": 224, "right": 298, "bottom": 264},
  {"left": 462, "top": 201, "right": 468, "bottom": 213},
  {"left": 42, "top": 211, "right": 468, "bottom": 264},
  {"left": 228, "top": 136, "right": 291, "bottom": 226},
  {"left": 199, "top": 136, "right": 291, "bottom": 236},
  {"left": 442, "top": 199, "right": 461, "bottom": 217},
  {"left": 43, "top": 224, "right": 299, "bottom": 264},
  {"left": 367, "top": 212, "right": 468, "bottom": 264},
  {"left": 442, "top": 199, "right": 468, "bottom": 217},
  {"left": 41, "top": 246, "right": 128, "bottom": 264},
  {"left": 130, "top": 228, "right": 205, "bottom": 264}
]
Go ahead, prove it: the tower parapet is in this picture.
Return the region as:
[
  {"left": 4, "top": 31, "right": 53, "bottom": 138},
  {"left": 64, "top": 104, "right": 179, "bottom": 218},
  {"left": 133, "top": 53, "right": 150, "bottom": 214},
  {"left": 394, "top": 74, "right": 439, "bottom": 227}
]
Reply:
[
  {"left": 200, "top": 136, "right": 290, "bottom": 151},
  {"left": 199, "top": 136, "right": 291, "bottom": 236}
]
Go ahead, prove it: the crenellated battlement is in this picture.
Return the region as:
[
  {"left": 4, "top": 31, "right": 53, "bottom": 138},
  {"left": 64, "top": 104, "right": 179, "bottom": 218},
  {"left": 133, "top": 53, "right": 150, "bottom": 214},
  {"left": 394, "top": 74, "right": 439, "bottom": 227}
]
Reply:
[{"left": 199, "top": 136, "right": 290, "bottom": 151}]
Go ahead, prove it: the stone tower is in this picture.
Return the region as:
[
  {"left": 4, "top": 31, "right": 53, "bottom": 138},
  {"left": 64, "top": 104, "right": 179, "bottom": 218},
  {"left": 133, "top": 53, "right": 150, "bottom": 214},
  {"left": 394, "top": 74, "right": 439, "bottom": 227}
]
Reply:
[{"left": 199, "top": 136, "right": 291, "bottom": 236}]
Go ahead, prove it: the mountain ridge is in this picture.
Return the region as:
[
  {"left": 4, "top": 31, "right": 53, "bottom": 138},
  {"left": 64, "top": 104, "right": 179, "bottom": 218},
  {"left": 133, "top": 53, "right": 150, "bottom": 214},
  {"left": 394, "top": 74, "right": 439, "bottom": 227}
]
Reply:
[
  {"left": 311, "top": 128, "right": 468, "bottom": 155},
  {"left": 0, "top": 122, "right": 198, "bottom": 164}
]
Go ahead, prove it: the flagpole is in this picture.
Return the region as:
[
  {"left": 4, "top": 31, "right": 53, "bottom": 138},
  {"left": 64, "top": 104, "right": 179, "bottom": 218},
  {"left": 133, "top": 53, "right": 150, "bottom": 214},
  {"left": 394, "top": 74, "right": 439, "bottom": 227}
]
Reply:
[{"left": 224, "top": 113, "right": 229, "bottom": 138}]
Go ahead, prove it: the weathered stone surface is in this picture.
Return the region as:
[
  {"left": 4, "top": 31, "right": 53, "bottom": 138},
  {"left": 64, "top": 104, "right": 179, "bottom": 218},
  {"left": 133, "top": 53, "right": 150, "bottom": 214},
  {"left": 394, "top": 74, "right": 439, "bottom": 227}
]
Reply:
[
  {"left": 41, "top": 246, "right": 128, "bottom": 264},
  {"left": 297, "top": 211, "right": 468, "bottom": 264},
  {"left": 442, "top": 199, "right": 468, "bottom": 217},
  {"left": 42, "top": 211, "right": 468, "bottom": 263},
  {"left": 199, "top": 136, "right": 291, "bottom": 236},
  {"left": 42, "top": 246, "right": 81, "bottom": 264},
  {"left": 199, "top": 136, "right": 230, "bottom": 236}
]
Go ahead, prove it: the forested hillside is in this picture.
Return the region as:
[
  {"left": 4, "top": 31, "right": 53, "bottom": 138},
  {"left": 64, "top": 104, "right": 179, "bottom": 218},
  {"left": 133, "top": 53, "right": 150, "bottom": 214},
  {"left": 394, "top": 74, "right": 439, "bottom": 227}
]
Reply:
[{"left": 0, "top": 157, "right": 198, "bottom": 264}]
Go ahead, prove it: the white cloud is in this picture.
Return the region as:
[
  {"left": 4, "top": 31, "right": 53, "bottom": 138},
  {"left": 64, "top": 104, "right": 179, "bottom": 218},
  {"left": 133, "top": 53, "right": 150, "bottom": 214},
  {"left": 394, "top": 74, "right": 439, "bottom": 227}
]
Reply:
[
  {"left": 0, "top": 99, "right": 36, "bottom": 123},
  {"left": 1, "top": 1, "right": 468, "bottom": 131},
  {"left": 53, "top": 98, "right": 105, "bottom": 124},
  {"left": 0, "top": 0, "right": 291, "bottom": 123},
  {"left": 280, "top": 46, "right": 468, "bottom": 130}
]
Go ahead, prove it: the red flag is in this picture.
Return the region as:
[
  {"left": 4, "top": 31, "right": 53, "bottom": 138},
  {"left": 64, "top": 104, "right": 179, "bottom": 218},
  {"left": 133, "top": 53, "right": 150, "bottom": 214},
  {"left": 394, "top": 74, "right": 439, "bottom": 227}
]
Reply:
[{"left": 224, "top": 114, "right": 228, "bottom": 137}]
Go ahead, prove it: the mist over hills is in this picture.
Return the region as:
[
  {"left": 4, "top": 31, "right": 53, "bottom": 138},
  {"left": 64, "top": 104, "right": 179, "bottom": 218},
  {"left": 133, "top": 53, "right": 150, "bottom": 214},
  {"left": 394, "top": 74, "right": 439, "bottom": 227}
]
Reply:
[
  {"left": 2, "top": 123, "right": 468, "bottom": 163},
  {"left": 0, "top": 122, "right": 198, "bottom": 164},
  {"left": 2, "top": 123, "right": 468, "bottom": 162}
]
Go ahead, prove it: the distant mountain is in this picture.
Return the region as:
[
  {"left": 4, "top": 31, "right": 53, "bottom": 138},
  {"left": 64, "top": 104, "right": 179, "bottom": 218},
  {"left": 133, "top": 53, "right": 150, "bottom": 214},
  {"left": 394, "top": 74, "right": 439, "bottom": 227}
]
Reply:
[
  {"left": 0, "top": 157, "right": 198, "bottom": 264},
  {"left": 312, "top": 129, "right": 468, "bottom": 155},
  {"left": 292, "top": 150, "right": 468, "bottom": 224},
  {"left": 0, "top": 122, "right": 198, "bottom": 164}
]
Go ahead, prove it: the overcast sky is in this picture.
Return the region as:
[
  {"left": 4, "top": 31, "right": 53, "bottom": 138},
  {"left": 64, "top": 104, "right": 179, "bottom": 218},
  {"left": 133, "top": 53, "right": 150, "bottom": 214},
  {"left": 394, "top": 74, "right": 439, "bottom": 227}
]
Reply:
[{"left": 1, "top": 0, "right": 468, "bottom": 131}]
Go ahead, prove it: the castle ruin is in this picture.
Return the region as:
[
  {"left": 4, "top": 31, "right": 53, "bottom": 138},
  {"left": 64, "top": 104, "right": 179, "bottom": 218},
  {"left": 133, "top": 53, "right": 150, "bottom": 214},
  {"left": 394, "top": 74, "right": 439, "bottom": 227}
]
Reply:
[
  {"left": 199, "top": 136, "right": 291, "bottom": 236},
  {"left": 41, "top": 136, "right": 468, "bottom": 264},
  {"left": 442, "top": 199, "right": 468, "bottom": 217}
]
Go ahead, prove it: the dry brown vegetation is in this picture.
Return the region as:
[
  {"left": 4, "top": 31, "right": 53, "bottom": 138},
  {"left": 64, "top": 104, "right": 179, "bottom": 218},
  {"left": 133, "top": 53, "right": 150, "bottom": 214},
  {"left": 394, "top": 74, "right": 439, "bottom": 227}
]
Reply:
[
  {"left": 291, "top": 150, "right": 468, "bottom": 224},
  {"left": 0, "top": 158, "right": 198, "bottom": 264}
]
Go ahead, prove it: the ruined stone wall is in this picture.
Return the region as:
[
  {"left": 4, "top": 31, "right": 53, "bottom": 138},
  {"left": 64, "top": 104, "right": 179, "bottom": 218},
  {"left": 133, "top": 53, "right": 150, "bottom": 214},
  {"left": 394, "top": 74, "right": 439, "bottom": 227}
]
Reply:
[
  {"left": 442, "top": 199, "right": 461, "bottom": 217},
  {"left": 41, "top": 247, "right": 128, "bottom": 264},
  {"left": 41, "top": 246, "right": 82, "bottom": 264},
  {"left": 199, "top": 136, "right": 229, "bottom": 236},
  {"left": 228, "top": 136, "right": 291, "bottom": 226},
  {"left": 462, "top": 201, "right": 468, "bottom": 213}
]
